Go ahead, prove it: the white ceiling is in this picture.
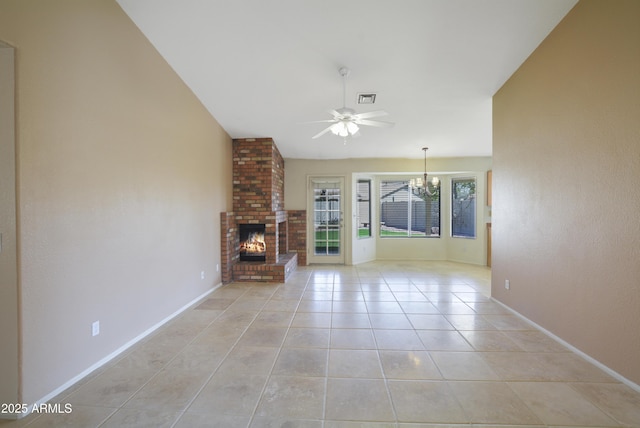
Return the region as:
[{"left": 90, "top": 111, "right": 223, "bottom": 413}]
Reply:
[{"left": 116, "top": 0, "right": 577, "bottom": 160}]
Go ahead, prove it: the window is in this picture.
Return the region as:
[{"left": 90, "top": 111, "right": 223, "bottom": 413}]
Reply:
[
  {"left": 451, "top": 177, "right": 476, "bottom": 238},
  {"left": 380, "top": 180, "right": 440, "bottom": 238},
  {"left": 356, "top": 180, "right": 371, "bottom": 238}
]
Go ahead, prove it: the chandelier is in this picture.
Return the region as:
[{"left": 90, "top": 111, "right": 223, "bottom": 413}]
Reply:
[{"left": 410, "top": 147, "right": 440, "bottom": 197}]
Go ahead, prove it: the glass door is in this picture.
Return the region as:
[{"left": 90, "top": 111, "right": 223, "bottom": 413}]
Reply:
[{"left": 308, "top": 177, "right": 344, "bottom": 264}]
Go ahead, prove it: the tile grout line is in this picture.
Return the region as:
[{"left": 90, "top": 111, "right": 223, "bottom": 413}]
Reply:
[
  {"left": 366, "top": 274, "right": 400, "bottom": 426},
  {"left": 167, "top": 285, "right": 265, "bottom": 428},
  {"left": 92, "top": 287, "right": 255, "bottom": 428},
  {"left": 246, "top": 274, "right": 312, "bottom": 428}
]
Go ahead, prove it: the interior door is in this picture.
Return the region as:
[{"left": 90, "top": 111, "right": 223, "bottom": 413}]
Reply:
[{"left": 308, "top": 177, "right": 345, "bottom": 264}]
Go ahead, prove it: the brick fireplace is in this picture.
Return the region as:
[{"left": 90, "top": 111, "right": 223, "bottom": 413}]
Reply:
[{"left": 221, "top": 138, "right": 305, "bottom": 283}]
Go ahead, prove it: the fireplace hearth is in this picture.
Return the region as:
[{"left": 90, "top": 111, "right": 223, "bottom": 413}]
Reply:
[{"left": 239, "top": 224, "right": 266, "bottom": 262}]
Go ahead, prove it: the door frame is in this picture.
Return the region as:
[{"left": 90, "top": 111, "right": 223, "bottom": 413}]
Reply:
[
  {"left": 307, "top": 176, "right": 346, "bottom": 264},
  {"left": 0, "top": 41, "right": 19, "bottom": 413}
]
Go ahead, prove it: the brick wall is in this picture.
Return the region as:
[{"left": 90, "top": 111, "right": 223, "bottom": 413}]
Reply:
[
  {"left": 232, "top": 138, "right": 285, "bottom": 213},
  {"left": 288, "top": 210, "right": 307, "bottom": 266},
  {"left": 271, "top": 143, "right": 285, "bottom": 212},
  {"left": 220, "top": 212, "right": 237, "bottom": 283}
]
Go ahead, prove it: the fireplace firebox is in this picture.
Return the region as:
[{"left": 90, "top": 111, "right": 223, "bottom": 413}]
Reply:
[{"left": 239, "top": 224, "right": 266, "bottom": 262}]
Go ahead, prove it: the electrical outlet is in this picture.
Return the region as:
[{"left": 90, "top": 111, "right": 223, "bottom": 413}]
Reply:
[
  {"left": 216, "top": 264, "right": 219, "bottom": 272},
  {"left": 201, "top": 271, "right": 205, "bottom": 280},
  {"left": 505, "top": 279, "right": 510, "bottom": 290},
  {"left": 92, "top": 321, "right": 100, "bottom": 336}
]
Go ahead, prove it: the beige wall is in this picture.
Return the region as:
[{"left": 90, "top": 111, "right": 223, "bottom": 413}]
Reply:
[
  {"left": 285, "top": 156, "right": 492, "bottom": 266},
  {"left": 492, "top": 0, "right": 640, "bottom": 385},
  {"left": 0, "top": 0, "right": 232, "bottom": 408}
]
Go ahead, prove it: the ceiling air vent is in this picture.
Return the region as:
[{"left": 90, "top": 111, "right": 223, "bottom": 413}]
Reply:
[{"left": 357, "top": 93, "right": 376, "bottom": 104}]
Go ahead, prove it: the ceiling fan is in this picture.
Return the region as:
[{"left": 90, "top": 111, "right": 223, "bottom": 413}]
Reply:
[{"left": 311, "top": 67, "right": 394, "bottom": 141}]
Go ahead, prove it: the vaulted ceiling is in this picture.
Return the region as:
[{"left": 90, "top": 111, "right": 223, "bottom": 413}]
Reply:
[{"left": 117, "top": 0, "right": 577, "bottom": 159}]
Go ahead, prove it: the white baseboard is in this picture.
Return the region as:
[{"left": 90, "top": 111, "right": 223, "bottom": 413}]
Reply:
[
  {"left": 491, "top": 297, "right": 640, "bottom": 393},
  {"left": 6, "top": 283, "right": 221, "bottom": 420}
]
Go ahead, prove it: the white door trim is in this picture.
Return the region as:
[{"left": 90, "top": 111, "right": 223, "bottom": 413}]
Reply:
[{"left": 307, "top": 176, "right": 345, "bottom": 264}]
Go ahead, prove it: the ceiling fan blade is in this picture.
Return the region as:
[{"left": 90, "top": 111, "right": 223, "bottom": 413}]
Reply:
[
  {"left": 312, "top": 125, "right": 335, "bottom": 139},
  {"left": 303, "top": 119, "right": 338, "bottom": 124},
  {"left": 355, "top": 119, "right": 395, "bottom": 128},
  {"left": 353, "top": 110, "right": 388, "bottom": 120},
  {"left": 327, "top": 109, "right": 343, "bottom": 118}
]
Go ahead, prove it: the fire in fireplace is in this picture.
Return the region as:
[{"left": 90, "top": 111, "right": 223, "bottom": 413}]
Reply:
[{"left": 239, "top": 224, "right": 266, "bottom": 262}]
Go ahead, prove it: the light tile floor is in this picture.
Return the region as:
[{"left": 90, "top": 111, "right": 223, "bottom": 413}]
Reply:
[{"left": 5, "top": 261, "right": 640, "bottom": 427}]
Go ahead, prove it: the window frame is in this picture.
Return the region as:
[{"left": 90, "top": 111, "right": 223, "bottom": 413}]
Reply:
[
  {"left": 379, "top": 179, "right": 440, "bottom": 239},
  {"left": 356, "top": 179, "right": 372, "bottom": 239},
  {"left": 451, "top": 176, "right": 477, "bottom": 239}
]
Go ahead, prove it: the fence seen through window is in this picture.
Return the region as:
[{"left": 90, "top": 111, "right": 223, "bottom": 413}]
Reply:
[
  {"left": 357, "top": 180, "right": 371, "bottom": 238},
  {"left": 379, "top": 180, "right": 440, "bottom": 238},
  {"left": 451, "top": 177, "right": 476, "bottom": 238}
]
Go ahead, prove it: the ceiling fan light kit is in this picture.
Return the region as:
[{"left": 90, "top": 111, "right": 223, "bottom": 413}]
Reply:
[
  {"left": 330, "top": 120, "right": 359, "bottom": 137},
  {"left": 311, "top": 67, "right": 394, "bottom": 142}
]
